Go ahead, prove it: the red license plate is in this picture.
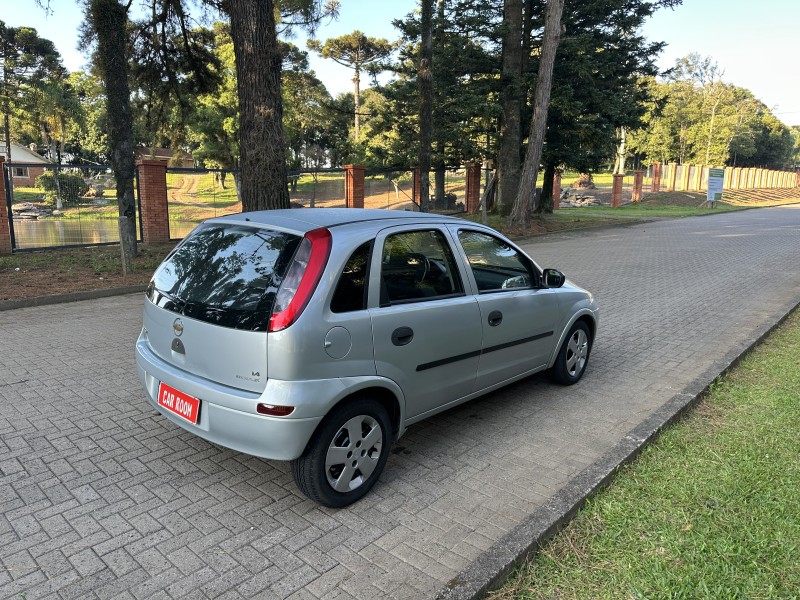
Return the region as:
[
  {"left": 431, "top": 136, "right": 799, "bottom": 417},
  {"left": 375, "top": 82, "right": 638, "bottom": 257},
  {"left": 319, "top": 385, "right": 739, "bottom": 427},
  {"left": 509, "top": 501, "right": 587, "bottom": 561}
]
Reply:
[{"left": 158, "top": 382, "right": 201, "bottom": 424}]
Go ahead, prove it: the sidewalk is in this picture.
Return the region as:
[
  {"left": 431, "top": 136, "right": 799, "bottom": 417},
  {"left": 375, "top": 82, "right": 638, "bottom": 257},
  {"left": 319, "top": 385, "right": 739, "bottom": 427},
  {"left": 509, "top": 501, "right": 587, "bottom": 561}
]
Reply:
[{"left": 2, "top": 205, "right": 800, "bottom": 600}]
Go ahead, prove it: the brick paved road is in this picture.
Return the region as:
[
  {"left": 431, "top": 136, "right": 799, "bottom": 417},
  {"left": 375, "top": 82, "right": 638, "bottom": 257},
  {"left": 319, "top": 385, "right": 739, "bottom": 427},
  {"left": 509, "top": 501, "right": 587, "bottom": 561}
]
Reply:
[{"left": 2, "top": 205, "right": 799, "bottom": 600}]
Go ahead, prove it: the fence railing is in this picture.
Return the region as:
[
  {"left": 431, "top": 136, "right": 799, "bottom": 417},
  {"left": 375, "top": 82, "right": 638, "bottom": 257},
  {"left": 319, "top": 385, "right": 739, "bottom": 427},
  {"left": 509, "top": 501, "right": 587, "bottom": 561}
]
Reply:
[
  {"left": 2, "top": 158, "right": 797, "bottom": 254},
  {"left": 3, "top": 162, "right": 142, "bottom": 251}
]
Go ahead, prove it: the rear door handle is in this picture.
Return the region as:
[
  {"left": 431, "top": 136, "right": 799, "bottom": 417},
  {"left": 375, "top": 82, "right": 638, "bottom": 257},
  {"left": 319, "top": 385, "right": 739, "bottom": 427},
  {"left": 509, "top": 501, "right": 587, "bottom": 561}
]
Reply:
[
  {"left": 391, "top": 326, "right": 414, "bottom": 346},
  {"left": 488, "top": 310, "right": 503, "bottom": 327}
]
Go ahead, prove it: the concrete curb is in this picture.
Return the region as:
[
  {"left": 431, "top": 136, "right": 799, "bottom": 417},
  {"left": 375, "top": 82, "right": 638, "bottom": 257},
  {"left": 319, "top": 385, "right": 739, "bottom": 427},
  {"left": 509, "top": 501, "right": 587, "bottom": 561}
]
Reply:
[
  {"left": 434, "top": 296, "right": 800, "bottom": 600},
  {"left": 0, "top": 285, "right": 147, "bottom": 312}
]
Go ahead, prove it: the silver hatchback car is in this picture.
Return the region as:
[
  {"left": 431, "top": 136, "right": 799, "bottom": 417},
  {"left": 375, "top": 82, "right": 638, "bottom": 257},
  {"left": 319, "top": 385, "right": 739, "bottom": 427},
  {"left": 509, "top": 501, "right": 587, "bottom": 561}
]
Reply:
[{"left": 136, "top": 209, "right": 598, "bottom": 506}]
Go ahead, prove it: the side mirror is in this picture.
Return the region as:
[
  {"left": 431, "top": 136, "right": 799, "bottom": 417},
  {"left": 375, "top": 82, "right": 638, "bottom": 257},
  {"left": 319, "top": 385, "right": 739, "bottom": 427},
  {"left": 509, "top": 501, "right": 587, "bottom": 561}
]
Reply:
[{"left": 542, "top": 268, "right": 565, "bottom": 288}]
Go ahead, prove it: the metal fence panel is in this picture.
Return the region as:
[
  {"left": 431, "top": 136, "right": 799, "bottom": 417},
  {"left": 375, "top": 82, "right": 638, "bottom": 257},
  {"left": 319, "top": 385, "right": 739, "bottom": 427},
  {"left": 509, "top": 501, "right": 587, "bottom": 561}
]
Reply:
[
  {"left": 166, "top": 169, "right": 241, "bottom": 239},
  {"left": 6, "top": 163, "right": 141, "bottom": 250},
  {"left": 364, "top": 170, "right": 417, "bottom": 210},
  {"left": 288, "top": 170, "right": 346, "bottom": 208}
]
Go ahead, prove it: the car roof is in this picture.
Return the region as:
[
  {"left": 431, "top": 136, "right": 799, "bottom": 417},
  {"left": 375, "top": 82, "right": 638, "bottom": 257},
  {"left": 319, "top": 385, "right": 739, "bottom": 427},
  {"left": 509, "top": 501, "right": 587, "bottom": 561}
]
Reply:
[{"left": 208, "top": 208, "right": 472, "bottom": 234}]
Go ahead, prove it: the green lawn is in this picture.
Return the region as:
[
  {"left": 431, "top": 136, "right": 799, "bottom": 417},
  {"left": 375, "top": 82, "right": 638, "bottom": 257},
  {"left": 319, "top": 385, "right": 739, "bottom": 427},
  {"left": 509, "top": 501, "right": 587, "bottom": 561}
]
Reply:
[{"left": 490, "top": 309, "right": 800, "bottom": 600}]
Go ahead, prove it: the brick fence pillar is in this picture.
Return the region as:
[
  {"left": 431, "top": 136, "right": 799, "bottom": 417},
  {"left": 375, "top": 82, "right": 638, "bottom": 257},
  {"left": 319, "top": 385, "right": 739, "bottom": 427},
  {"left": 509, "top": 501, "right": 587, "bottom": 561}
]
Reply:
[
  {"left": 632, "top": 170, "right": 644, "bottom": 202},
  {"left": 651, "top": 162, "right": 661, "bottom": 193},
  {"left": 552, "top": 170, "right": 562, "bottom": 209},
  {"left": 681, "top": 164, "right": 691, "bottom": 190},
  {"left": 412, "top": 168, "right": 421, "bottom": 206},
  {"left": 464, "top": 163, "right": 481, "bottom": 214},
  {"left": 612, "top": 174, "right": 624, "bottom": 208},
  {"left": 137, "top": 159, "right": 170, "bottom": 243},
  {"left": 0, "top": 157, "right": 12, "bottom": 254},
  {"left": 344, "top": 164, "right": 365, "bottom": 209}
]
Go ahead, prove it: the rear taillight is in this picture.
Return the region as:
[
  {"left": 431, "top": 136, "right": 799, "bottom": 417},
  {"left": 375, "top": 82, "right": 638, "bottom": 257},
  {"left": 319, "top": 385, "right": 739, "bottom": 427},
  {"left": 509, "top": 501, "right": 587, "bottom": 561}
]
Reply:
[
  {"left": 269, "top": 227, "right": 332, "bottom": 332},
  {"left": 256, "top": 403, "right": 295, "bottom": 416}
]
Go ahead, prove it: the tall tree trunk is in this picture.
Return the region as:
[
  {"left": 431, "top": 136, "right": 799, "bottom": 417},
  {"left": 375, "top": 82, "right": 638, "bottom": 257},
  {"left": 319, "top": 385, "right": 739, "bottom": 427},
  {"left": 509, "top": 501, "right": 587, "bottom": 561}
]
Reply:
[
  {"left": 2, "top": 63, "right": 11, "bottom": 161},
  {"left": 418, "top": 0, "right": 434, "bottom": 211},
  {"left": 497, "top": 0, "right": 523, "bottom": 215},
  {"left": 614, "top": 126, "right": 626, "bottom": 174},
  {"left": 2, "top": 113, "right": 10, "bottom": 161},
  {"left": 87, "top": 0, "right": 137, "bottom": 272},
  {"left": 353, "top": 66, "right": 360, "bottom": 143},
  {"left": 41, "top": 120, "right": 64, "bottom": 210},
  {"left": 541, "top": 161, "right": 556, "bottom": 213},
  {"left": 509, "top": 0, "right": 565, "bottom": 226},
  {"left": 704, "top": 94, "right": 722, "bottom": 166},
  {"left": 59, "top": 115, "right": 66, "bottom": 162},
  {"left": 226, "top": 0, "right": 289, "bottom": 210},
  {"left": 434, "top": 162, "right": 445, "bottom": 206}
]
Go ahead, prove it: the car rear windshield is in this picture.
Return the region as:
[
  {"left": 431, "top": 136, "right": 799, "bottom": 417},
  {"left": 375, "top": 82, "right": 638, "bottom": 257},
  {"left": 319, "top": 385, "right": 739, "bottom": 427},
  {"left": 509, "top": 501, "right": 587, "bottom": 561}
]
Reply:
[{"left": 146, "top": 223, "right": 301, "bottom": 331}]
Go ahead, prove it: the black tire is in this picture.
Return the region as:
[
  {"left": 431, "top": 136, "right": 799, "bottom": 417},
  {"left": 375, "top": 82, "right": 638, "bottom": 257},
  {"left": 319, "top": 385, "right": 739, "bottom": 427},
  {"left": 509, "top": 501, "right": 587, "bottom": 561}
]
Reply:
[
  {"left": 549, "top": 320, "right": 592, "bottom": 385},
  {"left": 291, "top": 398, "right": 391, "bottom": 508}
]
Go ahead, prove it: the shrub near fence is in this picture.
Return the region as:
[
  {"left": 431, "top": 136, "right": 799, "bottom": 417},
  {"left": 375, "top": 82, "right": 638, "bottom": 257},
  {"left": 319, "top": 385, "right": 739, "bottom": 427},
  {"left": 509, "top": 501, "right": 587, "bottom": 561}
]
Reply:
[{"left": 35, "top": 172, "right": 90, "bottom": 207}]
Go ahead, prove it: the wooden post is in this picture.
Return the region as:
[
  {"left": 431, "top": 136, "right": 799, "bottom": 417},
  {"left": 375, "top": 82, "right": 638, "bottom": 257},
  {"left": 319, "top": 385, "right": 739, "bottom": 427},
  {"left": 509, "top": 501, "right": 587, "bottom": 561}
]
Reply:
[
  {"left": 612, "top": 174, "right": 624, "bottom": 208},
  {"left": 632, "top": 170, "right": 644, "bottom": 202},
  {"left": 344, "top": 164, "right": 365, "bottom": 209},
  {"left": 0, "top": 157, "right": 12, "bottom": 254},
  {"left": 137, "top": 159, "right": 170, "bottom": 243}
]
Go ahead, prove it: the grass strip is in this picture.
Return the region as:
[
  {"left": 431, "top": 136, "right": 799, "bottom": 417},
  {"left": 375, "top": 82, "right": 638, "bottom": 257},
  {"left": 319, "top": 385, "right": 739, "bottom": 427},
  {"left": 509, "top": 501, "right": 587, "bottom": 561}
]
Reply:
[{"left": 490, "top": 308, "right": 800, "bottom": 599}]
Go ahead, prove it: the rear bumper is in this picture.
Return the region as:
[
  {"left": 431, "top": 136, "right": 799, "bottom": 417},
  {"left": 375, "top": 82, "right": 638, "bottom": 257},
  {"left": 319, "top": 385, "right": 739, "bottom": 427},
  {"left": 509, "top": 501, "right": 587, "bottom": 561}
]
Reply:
[{"left": 136, "top": 336, "right": 322, "bottom": 461}]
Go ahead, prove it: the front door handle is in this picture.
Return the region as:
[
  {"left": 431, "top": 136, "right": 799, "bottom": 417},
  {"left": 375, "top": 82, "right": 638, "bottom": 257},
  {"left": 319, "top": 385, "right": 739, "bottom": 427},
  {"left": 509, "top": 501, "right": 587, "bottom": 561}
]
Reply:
[
  {"left": 488, "top": 310, "right": 503, "bottom": 327},
  {"left": 391, "top": 326, "right": 414, "bottom": 346}
]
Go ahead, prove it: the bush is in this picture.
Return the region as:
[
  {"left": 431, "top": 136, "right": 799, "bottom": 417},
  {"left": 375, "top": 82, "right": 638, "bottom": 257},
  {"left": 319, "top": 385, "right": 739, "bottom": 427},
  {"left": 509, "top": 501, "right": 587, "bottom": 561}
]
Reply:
[{"left": 35, "top": 172, "right": 89, "bottom": 206}]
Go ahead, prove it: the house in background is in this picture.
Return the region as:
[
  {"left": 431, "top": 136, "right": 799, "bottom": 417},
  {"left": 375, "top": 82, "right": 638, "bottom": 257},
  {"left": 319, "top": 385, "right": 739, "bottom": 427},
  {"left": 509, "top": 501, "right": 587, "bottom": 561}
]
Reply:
[
  {"left": 134, "top": 147, "right": 195, "bottom": 169},
  {"left": 0, "top": 143, "right": 49, "bottom": 187}
]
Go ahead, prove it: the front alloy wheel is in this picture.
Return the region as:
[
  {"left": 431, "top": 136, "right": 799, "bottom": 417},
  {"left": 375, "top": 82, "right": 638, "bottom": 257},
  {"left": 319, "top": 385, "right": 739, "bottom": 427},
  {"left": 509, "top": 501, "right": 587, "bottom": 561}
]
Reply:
[{"left": 549, "top": 320, "right": 592, "bottom": 385}]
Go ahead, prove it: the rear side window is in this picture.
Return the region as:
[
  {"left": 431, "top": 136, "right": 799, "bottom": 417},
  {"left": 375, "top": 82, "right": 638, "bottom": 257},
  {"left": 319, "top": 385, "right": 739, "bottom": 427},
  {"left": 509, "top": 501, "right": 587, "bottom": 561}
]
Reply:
[
  {"left": 147, "top": 224, "right": 300, "bottom": 331},
  {"left": 331, "top": 241, "right": 372, "bottom": 313}
]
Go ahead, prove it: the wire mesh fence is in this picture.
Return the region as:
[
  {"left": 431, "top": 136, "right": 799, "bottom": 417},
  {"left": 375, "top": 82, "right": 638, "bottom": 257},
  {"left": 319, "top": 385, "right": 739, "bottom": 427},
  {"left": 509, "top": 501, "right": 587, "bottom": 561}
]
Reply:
[
  {"left": 288, "top": 170, "right": 347, "bottom": 208},
  {"left": 165, "top": 169, "right": 241, "bottom": 239},
  {"left": 5, "top": 163, "right": 141, "bottom": 250},
  {"left": 364, "top": 169, "right": 417, "bottom": 211}
]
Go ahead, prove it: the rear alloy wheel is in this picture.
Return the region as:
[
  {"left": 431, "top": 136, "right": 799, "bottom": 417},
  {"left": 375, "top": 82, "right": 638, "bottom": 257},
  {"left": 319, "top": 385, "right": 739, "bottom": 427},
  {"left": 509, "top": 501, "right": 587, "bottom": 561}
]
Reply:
[
  {"left": 291, "top": 398, "right": 391, "bottom": 507},
  {"left": 549, "top": 320, "right": 592, "bottom": 385}
]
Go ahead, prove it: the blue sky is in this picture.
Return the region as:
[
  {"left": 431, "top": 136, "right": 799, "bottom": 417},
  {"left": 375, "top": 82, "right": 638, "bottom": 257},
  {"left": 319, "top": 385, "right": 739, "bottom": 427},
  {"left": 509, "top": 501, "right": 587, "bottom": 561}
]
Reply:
[{"left": 9, "top": 0, "right": 800, "bottom": 125}]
